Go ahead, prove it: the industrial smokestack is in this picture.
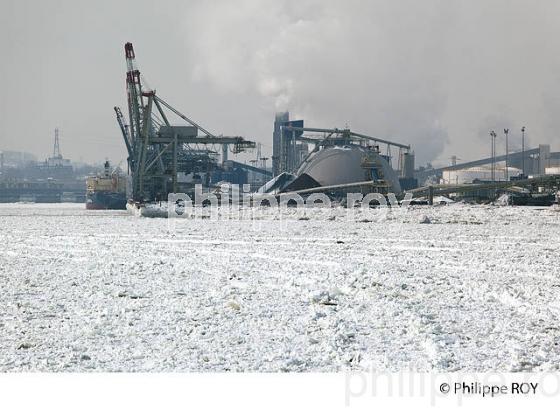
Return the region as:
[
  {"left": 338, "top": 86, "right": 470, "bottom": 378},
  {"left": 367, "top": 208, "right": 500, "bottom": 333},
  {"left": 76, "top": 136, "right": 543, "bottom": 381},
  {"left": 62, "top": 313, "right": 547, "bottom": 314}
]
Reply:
[
  {"left": 401, "top": 152, "right": 415, "bottom": 179},
  {"left": 272, "top": 112, "right": 289, "bottom": 176}
]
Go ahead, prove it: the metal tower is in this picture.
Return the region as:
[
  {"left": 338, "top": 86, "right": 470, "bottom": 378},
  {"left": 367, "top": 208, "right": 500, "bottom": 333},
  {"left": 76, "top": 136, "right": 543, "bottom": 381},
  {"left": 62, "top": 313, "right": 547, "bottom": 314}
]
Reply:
[
  {"left": 53, "top": 128, "right": 62, "bottom": 159},
  {"left": 115, "top": 42, "right": 256, "bottom": 202}
]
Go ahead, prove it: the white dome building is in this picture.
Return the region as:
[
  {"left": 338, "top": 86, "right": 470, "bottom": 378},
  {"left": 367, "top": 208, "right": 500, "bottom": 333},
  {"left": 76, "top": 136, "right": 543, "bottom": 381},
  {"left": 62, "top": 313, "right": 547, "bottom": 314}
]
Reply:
[{"left": 293, "top": 145, "right": 402, "bottom": 194}]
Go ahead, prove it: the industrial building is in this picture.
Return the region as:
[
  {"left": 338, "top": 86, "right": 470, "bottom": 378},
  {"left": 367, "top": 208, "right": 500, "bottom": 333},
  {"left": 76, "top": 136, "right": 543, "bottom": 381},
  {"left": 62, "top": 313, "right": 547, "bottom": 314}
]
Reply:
[
  {"left": 417, "top": 144, "right": 560, "bottom": 185},
  {"left": 263, "top": 112, "right": 415, "bottom": 196},
  {"left": 0, "top": 129, "right": 88, "bottom": 203},
  {"left": 442, "top": 166, "right": 523, "bottom": 185}
]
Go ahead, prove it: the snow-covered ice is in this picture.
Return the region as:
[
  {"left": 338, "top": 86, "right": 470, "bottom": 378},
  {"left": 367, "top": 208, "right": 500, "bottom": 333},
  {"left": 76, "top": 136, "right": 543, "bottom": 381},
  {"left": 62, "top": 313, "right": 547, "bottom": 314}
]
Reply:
[{"left": 1, "top": 202, "right": 559, "bottom": 372}]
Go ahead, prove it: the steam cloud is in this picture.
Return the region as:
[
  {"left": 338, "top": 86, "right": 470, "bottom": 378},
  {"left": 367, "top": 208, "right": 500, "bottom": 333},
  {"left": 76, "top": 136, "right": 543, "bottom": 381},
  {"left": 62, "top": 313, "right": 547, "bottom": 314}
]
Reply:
[
  {"left": 1, "top": 0, "right": 559, "bottom": 166},
  {"left": 186, "top": 0, "right": 560, "bottom": 166}
]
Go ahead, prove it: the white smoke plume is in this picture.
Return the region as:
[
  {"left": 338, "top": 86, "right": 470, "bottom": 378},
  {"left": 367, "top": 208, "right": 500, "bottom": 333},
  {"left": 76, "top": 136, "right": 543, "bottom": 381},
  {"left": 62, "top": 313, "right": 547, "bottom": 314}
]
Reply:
[
  {"left": 185, "top": 0, "right": 560, "bottom": 165},
  {"left": 1, "top": 0, "right": 559, "bottom": 166}
]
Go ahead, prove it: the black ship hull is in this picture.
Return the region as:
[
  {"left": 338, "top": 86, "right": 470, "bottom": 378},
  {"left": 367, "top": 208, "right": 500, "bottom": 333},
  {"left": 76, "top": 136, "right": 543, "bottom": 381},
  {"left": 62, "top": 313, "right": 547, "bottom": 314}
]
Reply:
[
  {"left": 86, "top": 191, "right": 127, "bottom": 210},
  {"left": 509, "top": 193, "right": 556, "bottom": 206}
]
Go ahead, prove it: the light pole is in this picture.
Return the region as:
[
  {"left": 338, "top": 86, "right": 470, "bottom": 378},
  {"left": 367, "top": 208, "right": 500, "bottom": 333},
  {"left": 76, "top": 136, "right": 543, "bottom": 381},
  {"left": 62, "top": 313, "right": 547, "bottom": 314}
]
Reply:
[
  {"left": 490, "top": 130, "right": 497, "bottom": 182},
  {"left": 521, "top": 126, "right": 526, "bottom": 177},
  {"left": 504, "top": 128, "right": 509, "bottom": 181},
  {"left": 249, "top": 159, "right": 258, "bottom": 188}
]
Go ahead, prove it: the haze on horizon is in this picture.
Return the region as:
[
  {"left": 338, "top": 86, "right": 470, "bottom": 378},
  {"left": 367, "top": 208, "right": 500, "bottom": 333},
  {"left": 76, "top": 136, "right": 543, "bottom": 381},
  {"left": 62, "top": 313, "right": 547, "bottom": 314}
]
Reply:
[{"left": 1, "top": 0, "right": 559, "bottom": 168}]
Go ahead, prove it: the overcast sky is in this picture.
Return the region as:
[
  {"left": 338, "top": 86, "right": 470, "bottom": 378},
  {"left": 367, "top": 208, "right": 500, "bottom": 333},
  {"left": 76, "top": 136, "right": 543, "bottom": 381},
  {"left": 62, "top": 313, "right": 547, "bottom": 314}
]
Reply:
[{"left": 1, "top": 0, "right": 559, "bottom": 167}]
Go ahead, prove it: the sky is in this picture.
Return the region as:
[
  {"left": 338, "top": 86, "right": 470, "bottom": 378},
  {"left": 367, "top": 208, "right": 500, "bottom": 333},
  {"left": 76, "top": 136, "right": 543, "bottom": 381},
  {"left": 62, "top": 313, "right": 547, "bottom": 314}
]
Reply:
[{"left": 1, "top": 0, "right": 559, "bottom": 167}]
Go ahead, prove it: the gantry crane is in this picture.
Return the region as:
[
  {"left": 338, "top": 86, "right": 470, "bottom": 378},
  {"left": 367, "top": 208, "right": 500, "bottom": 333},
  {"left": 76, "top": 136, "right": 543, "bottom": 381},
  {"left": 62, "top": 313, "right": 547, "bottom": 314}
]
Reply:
[{"left": 115, "top": 42, "right": 255, "bottom": 201}]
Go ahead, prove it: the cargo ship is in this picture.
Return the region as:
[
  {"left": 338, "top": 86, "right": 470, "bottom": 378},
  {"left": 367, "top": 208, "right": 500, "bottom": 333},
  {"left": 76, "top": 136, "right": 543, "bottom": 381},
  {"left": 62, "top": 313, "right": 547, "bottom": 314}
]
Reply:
[{"left": 85, "top": 161, "right": 127, "bottom": 210}]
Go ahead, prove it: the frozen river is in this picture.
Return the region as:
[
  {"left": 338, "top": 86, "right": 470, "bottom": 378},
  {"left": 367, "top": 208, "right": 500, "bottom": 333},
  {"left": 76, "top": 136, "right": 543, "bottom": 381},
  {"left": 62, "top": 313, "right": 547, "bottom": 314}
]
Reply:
[{"left": 1, "top": 203, "right": 559, "bottom": 372}]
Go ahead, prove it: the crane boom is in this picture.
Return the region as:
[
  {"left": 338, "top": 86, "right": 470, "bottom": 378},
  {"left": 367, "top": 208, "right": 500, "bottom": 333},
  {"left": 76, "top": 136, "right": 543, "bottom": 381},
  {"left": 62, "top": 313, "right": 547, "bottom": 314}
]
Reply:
[
  {"left": 115, "top": 42, "right": 257, "bottom": 201},
  {"left": 114, "top": 106, "right": 133, "bottom": 159}
]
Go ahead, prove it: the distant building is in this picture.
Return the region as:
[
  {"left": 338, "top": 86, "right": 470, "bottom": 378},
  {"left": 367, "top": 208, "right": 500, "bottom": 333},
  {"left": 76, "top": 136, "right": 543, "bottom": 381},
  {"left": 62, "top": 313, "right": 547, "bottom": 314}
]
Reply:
[
  {"left": 0, "top": 150, "right": 37, "bottom": 169},
  {"left": 442, "top": 166, "right": 522, "bottom": 184},
  {"left": 45, "top": 156, "right": 71, "bottom": 168}
]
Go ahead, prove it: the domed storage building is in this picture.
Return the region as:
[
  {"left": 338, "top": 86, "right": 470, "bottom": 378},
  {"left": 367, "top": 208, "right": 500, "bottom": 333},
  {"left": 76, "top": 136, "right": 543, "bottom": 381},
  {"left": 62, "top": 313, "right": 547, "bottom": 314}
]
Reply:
[
  {"left": 291, "top": 144, "right": 402, "bottom": 194},
  {"left": 265, "top": 120, "right": 410, "bottom": 196}
]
